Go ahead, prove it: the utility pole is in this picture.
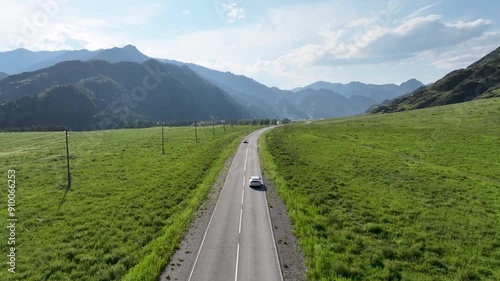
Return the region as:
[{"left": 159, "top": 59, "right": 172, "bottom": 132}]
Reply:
[
  {"left": 195, "top": 121, "right": 198, "bottom": 142},
  {"left": 65, "top": 130, "right": 71, "bottom": 188},
  {"left": 161, "top": 123, "right": 165, "bottom": 155},
  {"left": 223, "top": 120, "right": 226, "bottom": 132},
  {"left": 211, "top": 115, "right": 216, "bottom": 136}
]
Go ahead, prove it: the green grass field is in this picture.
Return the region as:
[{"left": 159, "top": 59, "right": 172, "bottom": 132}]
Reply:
[
  {"left": 0, "top": 125, "right": 259, "bottom": 281},
  {"left": 260, "top": 98, "right": 500, "bottom": 280}
]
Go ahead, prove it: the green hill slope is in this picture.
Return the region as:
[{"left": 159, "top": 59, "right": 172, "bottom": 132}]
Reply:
[{"left": 372, "top": 46, "right": 500, "bottom": 113}]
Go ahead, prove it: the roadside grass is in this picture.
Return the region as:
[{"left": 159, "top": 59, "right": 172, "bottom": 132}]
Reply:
[
  {"left": 0, "top": 125, "right": 259, "bottom": 281},
  {"left": 260, "top": 98, "right": 500, "bottom": 280}
]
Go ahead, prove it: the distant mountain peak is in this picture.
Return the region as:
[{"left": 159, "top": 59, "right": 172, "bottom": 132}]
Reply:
[
  {"left": 95, "top": 45, "right": 149, "bottom": 61},
  {"left": 399, "top": 78, "right": 422, "bottom": 86},
  {"left": 107, "top": 44, "right": 139, "bottom": 51},
  {"left": 348, "top": 81, "right": 364, "bottom": 85},
  {"left": 398, "top": 79, "right": 425, "bottom": 91},
  {"left": 13, "top": 48, "right": 30, "bottom": 52},
  {"left": 0, "top": 45, "right": 151, "bottom": 74},
  {"left": 122, "top": 44, "right": 139, "bottom": 51}
]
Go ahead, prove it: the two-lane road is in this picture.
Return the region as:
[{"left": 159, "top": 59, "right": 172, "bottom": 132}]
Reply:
[{"left": 188, "top": 127, "right": 283, "bottom": 281}]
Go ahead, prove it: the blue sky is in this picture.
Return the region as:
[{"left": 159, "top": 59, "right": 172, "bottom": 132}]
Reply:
[{"left": 1, "top": 0, "right": 499, "bottom": 89}]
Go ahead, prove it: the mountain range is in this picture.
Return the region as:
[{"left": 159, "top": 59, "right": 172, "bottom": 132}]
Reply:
[
  {"left": 0, "top": 45, "right": 425, "bottom": 130},
  {"left": 0, "top": 45, "right": 149, "bottom": 74},
  {"left": 161, "top": 59, "right": 423, "bottom": 119},
  {"left": 372, "top": 46, "right": 500, "bottom": 113},
  {"left": 293, "top": 79, "right": 425, "bottom": 103},
  {"left": 0, "top": 60, "right": 251, "bottom": 130}
]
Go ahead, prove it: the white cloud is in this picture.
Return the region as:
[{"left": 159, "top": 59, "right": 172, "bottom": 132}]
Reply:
[
  {"left": 273, "top": 27, "right": 346, "bottom": 68},
  {"left": 138, "top": 1, "right": 497, "bottom": 88},
  {"left": 224, "top": 3, "right": 246, "bottom": 23},
  {"left": 212, "top": 1, "right": 246, "bottom": 23},
  {"left": 27, "top": 23, "right": 126, "bottom": 51},
  {"left": 406, "top": 1, "right": 442, "bottom": 19},
  {"left": 431, "top": 54, "right": 476, "bottom": 69},
  {"left": 143, "top": 1, "right": 346, "bottom": 60},
  {"left": 420, "top": 31, "right": 500, "bottom": 70},
  {"left": 355, "top": 16, "right": 492, "bottom": 59},
  {"left": 182, "top": 9, "right": 190, "bottom": 16},
  {"left": 0, "top": 1, "right": 34, "bottom": 33},
  {"left": 272, "top": 14, "right": 494, "bottom": 69},
  {"left": 447, "top": 19, "right": 493, "bottom": 29},
  {"left": 0, "top": 0, "right": 75, "bottom": 50}
]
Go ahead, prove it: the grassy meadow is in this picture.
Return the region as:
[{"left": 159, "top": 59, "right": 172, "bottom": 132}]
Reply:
[
  {"left": 260, "top": 98, "right": 500, "bottom": 280},
  {"left": 0, "top": 125, "right": 259, "bottom": 281}
]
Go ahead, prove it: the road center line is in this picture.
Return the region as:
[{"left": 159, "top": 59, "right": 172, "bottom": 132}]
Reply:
[
  {"left": 244, "top": 147, "right": 248, "bottom": 171},
  {"left": 238, "top": 209, "right": 243, "bottom": 234},
  {"left": 187, "top": 148, "right": 239, "bottom": 281},
  {"left": 235, "top": 243, "right": 240, "bottom": 281},
  {"left": 241, "top": 189, "right": 245, "bottom": 205}
]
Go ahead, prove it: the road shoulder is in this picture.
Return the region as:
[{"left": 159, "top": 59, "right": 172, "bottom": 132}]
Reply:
[
  {"left": 158, "top": 156, "right": 232, "bottom": 281},
  {"left": 263, "top": 174, "right": 307, "bottom": 281}
]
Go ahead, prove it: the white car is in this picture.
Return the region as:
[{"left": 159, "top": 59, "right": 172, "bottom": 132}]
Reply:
[{"left": 248, "top": 176, "right": 263, "bottom": 187}]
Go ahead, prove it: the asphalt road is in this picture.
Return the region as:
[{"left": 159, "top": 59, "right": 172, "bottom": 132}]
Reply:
[{"left": 188, "top": 127, "right": 283, "bottom": 281}]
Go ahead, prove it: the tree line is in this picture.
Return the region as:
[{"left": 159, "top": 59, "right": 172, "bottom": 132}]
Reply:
[{"left": 0, "top": 118, "right": 293, "bottom": 132}]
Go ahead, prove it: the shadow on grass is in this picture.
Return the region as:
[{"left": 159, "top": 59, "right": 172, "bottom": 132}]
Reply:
[{"left": 57, "top": 182, "right": 71, "bottom": 212}]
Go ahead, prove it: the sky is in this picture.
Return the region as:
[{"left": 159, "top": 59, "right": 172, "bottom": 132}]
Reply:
[{"left": 0, "top": 0, "right": 499, "bottom": 89}]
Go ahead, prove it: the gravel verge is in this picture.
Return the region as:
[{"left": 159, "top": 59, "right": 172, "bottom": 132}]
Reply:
[{"left": 262, "top": 173, "right": 307, "bottom": 281}]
